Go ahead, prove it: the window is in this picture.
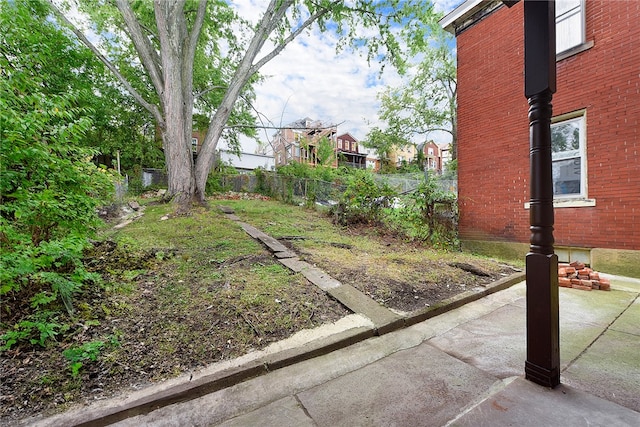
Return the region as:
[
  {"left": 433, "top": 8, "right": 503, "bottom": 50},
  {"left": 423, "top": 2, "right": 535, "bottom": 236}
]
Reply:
[
  {"left": 428, "top": 147, "right": 434, "bottom": 155},
  {"left": 551, "top": 113, "right": 586, "bottom": 198},
  {"left": 192, "top": 137, "right": 198, "bottom": 152},
  {"left": 556, "top": 0, "right": 585, "bottom": 53}
]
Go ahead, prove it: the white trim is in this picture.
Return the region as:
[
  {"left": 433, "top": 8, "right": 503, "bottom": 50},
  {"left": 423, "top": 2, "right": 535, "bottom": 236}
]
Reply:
[
  {"left": 557, "top": 40, "right": 593, "bottom": 61},
  {"left": 551, "top": 111, "right": 587, "bottom": 199},
  {"left": 524, "top": 199, "right": 596, "bottom": 209},
  {"left": 440, "top": 0, "right": 485, "bottom": 32}
]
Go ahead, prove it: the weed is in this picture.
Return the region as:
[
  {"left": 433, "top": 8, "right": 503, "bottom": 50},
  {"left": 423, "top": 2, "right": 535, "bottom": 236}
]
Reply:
[{"left": 62, "top": 336, "right": 120, "bottom": 378}]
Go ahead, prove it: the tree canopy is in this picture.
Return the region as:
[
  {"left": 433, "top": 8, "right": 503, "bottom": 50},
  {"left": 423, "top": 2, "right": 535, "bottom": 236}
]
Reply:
[
  {"left": 47, "top": 0, "right": 441, "bottom": 209},
  {"left": 367, "top": 23, "right": 457, "bottom": 161}
]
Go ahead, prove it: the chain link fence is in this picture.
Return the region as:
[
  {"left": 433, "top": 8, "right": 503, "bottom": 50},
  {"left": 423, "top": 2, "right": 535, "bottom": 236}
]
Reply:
[
  {"left": 217, "top": 173, "right": 346, "bottom": 206},
  {"left": 216, "top": 171, "right": 456, "bottom": 203},
  {"left": 374, "top": 173, "right": 457, "bottom": 195}
]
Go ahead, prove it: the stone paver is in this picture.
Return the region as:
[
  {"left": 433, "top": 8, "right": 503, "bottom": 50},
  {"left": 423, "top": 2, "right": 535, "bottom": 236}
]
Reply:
[
  {"left": 450, "top": 377, "right": 640, "bottom": 427},
  {"left": 428, "top": 302, "right": 526, "bottom": 379},
  {"left": 563, "top": 329, "right": 640, "bottom": 413},
  {"left": 297, "top": 343, "right": 499, "bottom": 427},
  {"left": 609, "top": 295, "right": 640, "bottom": 336},
  {"left": 327, "top": 285, "right": 404, "bottom": 334},
  {"left": 216, "top": 397, "right": 314, "bottom": 427}
]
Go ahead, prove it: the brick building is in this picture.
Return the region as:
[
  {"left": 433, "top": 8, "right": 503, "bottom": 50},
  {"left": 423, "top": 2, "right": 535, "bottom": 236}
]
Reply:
[
  {"left": 419, "top": 140, "right": 444, "bottom": 174},
  {"left": 441, "top": 0, "right": 639, "bottom": 276},
  {"left": 336, "top": 133, "right": 367, "bottom": 169},
  {"left": 271, "top": 118, "right": 338, "bottom": 167}
]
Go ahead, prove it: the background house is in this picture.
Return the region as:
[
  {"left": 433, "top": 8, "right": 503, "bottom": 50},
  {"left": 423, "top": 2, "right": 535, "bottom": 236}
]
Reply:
[
  {"left": 442, "top": 0, "right": 639, "bottom": 276},
  {"left": 361, "top": 146, "right": 381, "bottom": 171},
  {"left": 418, "top": 140, "right": 444, "bottom": 174},
  {"left": 336, "top": 133, "right": 367, "bottom": 169},
  {"left": 270, "top": 119, "right": 369, "bottom": 170},
  {"left": 389, "top": 144, "right": 417, "bottom": 168},
  {"left": 271, "top": 118, "right": 338, "bottom": 167}
]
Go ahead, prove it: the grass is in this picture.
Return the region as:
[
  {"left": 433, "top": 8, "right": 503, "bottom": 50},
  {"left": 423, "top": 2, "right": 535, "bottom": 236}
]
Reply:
[
  {"left": 215, "top": 197, "right": 522, "bottom": 312},
  {"left": 1, "top": 194, "right": 521, "bottom": 423}
]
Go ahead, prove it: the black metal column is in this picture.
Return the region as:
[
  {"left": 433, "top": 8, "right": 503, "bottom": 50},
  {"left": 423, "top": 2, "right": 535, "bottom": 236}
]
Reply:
[{"left": 524, "top": 0, "right": 560, "bottom": 388}]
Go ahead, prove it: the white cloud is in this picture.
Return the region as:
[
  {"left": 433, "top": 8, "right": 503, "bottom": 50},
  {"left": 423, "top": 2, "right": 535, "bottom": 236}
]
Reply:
[
  {"left": 230, "top": 5, "right": 404, "bottom": 152},
  {"left": 230, "top": 1, "right": 463, "bottom": 153},
  {"left": 433, "top": 0, "right": 466, "bottom": 14}
]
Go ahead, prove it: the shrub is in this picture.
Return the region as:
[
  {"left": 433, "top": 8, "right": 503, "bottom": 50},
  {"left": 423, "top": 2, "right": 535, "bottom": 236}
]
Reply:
[
  {"left": 205, "top": 161, "right": 238, "bottom": 195},
  {"left": 1, "top": 2, "right": 116, "bottom": 350},
  {"left": 384, "top": 176, "right": 458, "bottom": 248},
  {"left": 330, "top": 169, "right": 395, "bottom": 226}
]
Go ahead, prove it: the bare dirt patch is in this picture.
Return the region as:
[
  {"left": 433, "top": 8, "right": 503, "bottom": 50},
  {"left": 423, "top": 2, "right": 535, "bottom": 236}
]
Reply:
[
  {"left": 0, "top": 211, "right": 348, "bottom": 423},
  {"left": 280, "top": 226, "right": 521, "bottom": 313}
]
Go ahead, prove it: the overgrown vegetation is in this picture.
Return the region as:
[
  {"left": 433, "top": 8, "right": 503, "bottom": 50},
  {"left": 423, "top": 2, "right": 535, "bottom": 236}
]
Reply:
[
  {"left": 384, "top": 177, "right": 458, "bottom": 248},
  {"left": 330, "top": 169, "right": 395, "bottom": 226},
  {"left": 212, "top": 162, "right": 458, "bottom": 248},
  {"left": 1, "top": 1, "right": 116, "bottom": 354}
]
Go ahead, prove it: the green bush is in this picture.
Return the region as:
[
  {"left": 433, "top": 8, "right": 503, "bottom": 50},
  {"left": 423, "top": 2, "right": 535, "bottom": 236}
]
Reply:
[
  {"left": 383, "top": 177, "right": 458, "bottom": 248},
  {"left": 205, "top": 161, "right": 238, "bottom": 195},
  {"left": 254, "top": 168, "right": 273, "bottom": 196},
  {"left": 1, "top": 1, "right": 116, "bottom": 350},
  {"left": 330, "top": 169, "right": 395, "bottom": 226}
]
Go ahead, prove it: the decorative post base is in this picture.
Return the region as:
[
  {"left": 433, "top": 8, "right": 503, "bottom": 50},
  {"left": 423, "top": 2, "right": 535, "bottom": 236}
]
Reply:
[{"left": 525, "top": 252, "right": 560, "bottom": 388}]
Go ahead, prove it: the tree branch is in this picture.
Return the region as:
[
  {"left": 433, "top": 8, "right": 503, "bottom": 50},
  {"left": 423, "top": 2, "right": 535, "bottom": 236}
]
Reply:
[
  {"left": 115, "top": 0, "right": 164, "bottom": 103},
  {"left": 186, "top": 0, "right": 207, "bottom": 66},
  {"left": 46, "top": 0, "right": 164, "bottom": 126},
  {"left": 194, "top": 85, "right": 228, "bottom": 99},
  {"left": 250, "top": 3, "right": 337, "bottom": 75}
]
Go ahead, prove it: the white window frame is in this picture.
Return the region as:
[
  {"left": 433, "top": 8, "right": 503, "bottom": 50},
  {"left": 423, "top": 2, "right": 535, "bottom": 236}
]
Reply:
[
  {"left": 551, "top": 111, "right": 587, "bottom": 200},
  {"left": 555, "top": 0, "right": 585, "bottom": 54},
  {"left": 525, "top": 111, "right": 595, "bottom": 209},
  {"left": 191, "top": 137, "right": 198, "bottom": 152}
]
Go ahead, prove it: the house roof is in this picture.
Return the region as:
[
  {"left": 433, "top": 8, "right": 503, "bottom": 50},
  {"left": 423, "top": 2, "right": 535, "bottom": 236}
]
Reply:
[
  {"left": 337, "top": 150, "right": 366, "bottom": 158},
  {"left": 440, "top": 0, "right": 516, "bottom": 35},
  {"left": 285, "top": 117, "right": 314, "bottom": 129},
  {"left": 337, "top": 132, "right": 358, "bottom": 142}
]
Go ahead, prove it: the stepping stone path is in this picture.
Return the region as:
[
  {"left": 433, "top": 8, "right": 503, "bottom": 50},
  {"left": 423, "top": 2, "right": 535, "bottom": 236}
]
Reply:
[
  {"left": 218, "top": 206, "right": 404, "bottom": 334},
  {"left": 218, "top": 205, "right": 525, "bottom": 335}
]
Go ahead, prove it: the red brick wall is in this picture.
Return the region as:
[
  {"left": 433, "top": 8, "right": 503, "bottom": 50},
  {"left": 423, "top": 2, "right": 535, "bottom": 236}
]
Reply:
[{"left": 456, "top": 1, "right": 639, "bottom": 250}]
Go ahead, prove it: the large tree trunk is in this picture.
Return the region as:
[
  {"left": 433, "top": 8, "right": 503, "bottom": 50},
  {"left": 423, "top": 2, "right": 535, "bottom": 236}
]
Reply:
[
  {"left": 162, "top": 119, "right": 195, "bottom": 208},
  {"left": 155, "top": 0, "right": 198, "bottom": 210}
]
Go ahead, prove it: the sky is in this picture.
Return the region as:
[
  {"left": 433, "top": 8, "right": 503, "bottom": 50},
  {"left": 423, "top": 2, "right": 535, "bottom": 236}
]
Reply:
[
  {"left": 60, "top": 0, "right": 464, "bottom": 154},
  {"left": 227, "top": 0, "right": 465, "bottom": 153}
]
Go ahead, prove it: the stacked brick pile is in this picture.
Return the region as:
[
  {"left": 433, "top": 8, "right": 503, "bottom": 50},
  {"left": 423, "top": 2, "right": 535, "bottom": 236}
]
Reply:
[{"left": 558, "top": 261, "right": 610, "bottom": 291}]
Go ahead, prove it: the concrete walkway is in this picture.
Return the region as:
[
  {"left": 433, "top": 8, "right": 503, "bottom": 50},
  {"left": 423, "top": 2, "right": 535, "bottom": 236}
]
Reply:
[
  {"left": 25, "top": 276, "right": 640, "bottom": 426},
  {"left": 123, "top": 276, "right": 640, "bottom": 427},
  {"left": 20, "top": 210, "right": 640, "bottom": 426}
]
